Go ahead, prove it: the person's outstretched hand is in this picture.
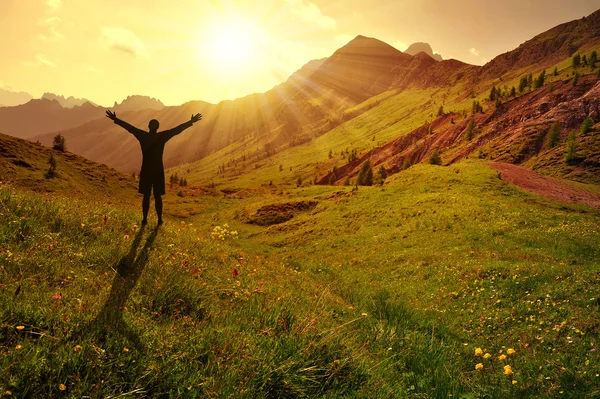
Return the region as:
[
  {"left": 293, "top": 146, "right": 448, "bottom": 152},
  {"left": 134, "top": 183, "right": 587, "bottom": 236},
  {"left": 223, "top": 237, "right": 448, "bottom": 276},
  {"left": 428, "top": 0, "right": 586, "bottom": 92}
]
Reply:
[
  {"left": 191, "top": 113, "right": 202, "bottom": 123},
  {"left": 106, "top": 110, "right": 117, "bottom": 121}
]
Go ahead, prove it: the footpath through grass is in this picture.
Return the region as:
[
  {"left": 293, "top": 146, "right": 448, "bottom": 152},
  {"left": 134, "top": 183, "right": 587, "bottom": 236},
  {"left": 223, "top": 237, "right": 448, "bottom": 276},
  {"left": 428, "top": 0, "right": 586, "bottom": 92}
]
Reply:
[{"left": 1, "top": 160, "right": 600, "bottom": 398}]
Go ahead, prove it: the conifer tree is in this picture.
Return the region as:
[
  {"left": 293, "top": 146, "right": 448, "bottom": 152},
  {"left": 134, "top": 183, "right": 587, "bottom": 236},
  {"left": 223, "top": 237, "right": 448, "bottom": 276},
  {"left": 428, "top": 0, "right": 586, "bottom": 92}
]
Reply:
[
  {"left": 465, "top": 118, "right": 475, "bottom": 141},
  {"left": 518, "top": 76, "right": 528, "bottom": 93},
  {"left": 533, "top": 70, "right": 546, "bottom": 89},
  {"left": 565, "top": 131, "right": 578, "bottom": 164},
  {"left": 572, "top": 54, "right": 581, "bottom": 68},
  {"left": 357, "top": 160, "right": 373, "bottom": 186},
  {"left": 546, "top": 124, "right": 560, "bottom": 148},
  {"left": 590, "top": 50, "right": 598, "bottom": 70},
  {"left": 581, "top": 116, "right": 593, "bottom": 135},
  {"left": 46, "top": 153, "right": 57, "bottom": 178}
]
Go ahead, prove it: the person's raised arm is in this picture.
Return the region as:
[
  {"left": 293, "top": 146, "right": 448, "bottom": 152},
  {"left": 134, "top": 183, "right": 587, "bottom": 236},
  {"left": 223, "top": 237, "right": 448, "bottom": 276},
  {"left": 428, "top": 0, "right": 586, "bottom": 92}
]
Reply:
[
  {"left": 105, "top": 110, "right": 145, "bottom": 136},
  {"left": 162, "top": 113, "right": 202, "bottom": 141}
]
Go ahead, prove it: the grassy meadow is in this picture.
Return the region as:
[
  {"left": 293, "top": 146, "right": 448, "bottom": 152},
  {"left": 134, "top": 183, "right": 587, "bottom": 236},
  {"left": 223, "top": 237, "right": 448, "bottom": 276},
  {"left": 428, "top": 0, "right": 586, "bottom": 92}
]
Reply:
[{"left": 2, "top": 159, "right": 600, "bottom": 398}]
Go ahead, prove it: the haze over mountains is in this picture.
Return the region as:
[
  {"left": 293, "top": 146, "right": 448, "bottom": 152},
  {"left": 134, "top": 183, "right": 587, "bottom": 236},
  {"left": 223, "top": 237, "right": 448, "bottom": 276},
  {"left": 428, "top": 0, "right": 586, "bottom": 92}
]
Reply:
[
  {"left": 0, "top": 88, "right": 33, "bottom": 107},
  {"left": 1, "top": 9, "right": 599, "bottom": 184},
  {"left": 0, "top": 95, "right": 166, "bottom": 139}
]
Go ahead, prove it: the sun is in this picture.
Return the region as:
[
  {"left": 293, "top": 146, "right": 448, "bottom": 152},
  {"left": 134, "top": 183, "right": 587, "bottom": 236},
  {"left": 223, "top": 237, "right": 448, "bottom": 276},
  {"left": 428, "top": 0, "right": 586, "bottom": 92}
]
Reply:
[{"left": 204, "top": 18, "right": 260, "bottom": 72}]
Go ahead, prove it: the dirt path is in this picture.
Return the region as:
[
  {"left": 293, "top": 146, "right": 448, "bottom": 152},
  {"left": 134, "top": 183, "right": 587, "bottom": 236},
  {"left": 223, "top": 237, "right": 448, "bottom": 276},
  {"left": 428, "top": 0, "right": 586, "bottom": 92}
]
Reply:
[{"left": 488, "top": 162, "right": 600, "bottom": 210}]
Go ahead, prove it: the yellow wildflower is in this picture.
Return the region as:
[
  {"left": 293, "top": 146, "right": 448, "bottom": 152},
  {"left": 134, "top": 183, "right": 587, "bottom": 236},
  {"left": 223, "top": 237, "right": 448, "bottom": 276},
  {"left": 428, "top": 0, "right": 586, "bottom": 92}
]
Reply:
[
  {"left": 475, "top": 363, "right": 484, "bottom": 370},
  {"left": 512, "top": 380, "right": 517, "bottom": 385},
  {"left": 73, "top": 345, "right": 81, "bottom": 352},
  {"left": 504, "top": 365, "right": 513, "bottom": 375},
  {"left": 499, "top": 354, "right": 507, "bottom": 361},
  {"left": 16, "top": 326, "right": 24, "bottom": 331},
  {"left": 59, "top": 384, "right": 66, "bottom": 391},
  {"left": 474, "top": 347, "right": 483, "bottom": 356},
  {"left": 483, "top": 353, "right": 491, "bottom": 359},
  {"left": 15, "top": 345, "right": 22, "bottom": 350},
  {"left": 123, "top": 347, "right": 129, "bottom": 353},
  {"left": 507, "top": 348, "right": 516, "bottom": 355}
]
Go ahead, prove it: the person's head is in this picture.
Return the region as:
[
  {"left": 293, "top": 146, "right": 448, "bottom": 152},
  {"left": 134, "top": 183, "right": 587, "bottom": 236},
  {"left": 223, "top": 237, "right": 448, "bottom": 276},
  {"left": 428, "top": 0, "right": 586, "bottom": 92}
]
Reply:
[{"left": 148, "top": 119, "right": 160, "bottom": 132}]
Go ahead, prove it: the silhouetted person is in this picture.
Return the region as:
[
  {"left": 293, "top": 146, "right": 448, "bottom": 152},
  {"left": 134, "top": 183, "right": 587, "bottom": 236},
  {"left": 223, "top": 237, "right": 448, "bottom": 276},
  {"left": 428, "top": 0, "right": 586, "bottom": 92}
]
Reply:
[{"left": 106, "top": 110, "right": 202, "bottom": 225}]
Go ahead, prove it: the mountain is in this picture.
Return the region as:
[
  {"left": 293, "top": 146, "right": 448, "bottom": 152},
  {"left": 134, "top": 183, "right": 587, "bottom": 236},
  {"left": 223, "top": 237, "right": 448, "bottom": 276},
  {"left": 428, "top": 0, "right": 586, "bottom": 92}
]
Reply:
[
  {"left": 404, "top": 42, "right": 443, "bottom": 61},
  {"left": 0, "top": 88, "right": 33, "bottom": 107},
  {"left": 41, "top": 92, "right": 95, "bottom": 108},
  {"left": 319, "top": 75, "right": 600, "bottom": 186},
  {"left": 113, "top": 95, "right": 165, "bottom": 112},
  {"left": 309, "top": 35, "right": 413, "bottom": 102},
  {"left": 11, "top": 10, "right": 600, "bottom": 182},
  {"left": 482, "top": 9, "right": 600, "bottom": 78},
  {"left": 0, "top": 99, "right": 101, "bottom": 139},
  {"left": 0, "top": 95, "right": 167, "bottom": 140}
]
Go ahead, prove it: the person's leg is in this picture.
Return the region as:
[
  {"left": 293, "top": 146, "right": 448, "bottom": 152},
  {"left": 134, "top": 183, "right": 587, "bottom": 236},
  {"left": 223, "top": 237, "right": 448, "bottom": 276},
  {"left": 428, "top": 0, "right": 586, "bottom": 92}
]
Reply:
[
  {"left": 142, "top": 193, "right": 150, "bottom": 225},
  {"left": 155, "top": 193, "right": 163, "bottom": 225}
]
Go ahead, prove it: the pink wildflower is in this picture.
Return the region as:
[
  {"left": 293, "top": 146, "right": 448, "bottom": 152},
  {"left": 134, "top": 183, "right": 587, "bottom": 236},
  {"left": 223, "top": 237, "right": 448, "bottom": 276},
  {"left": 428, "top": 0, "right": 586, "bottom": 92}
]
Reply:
[
  {"left": 52, "top": 294, "right": 62, "bottom": 300},
  {"left": 232, "top": 269, "right": 239, "bottom": 277},
  {"left": 123, "top": 234, "right": 129, "bottom": 239},
  {"left": 258, "top": 281, "right": 264, "bottom": 286}
]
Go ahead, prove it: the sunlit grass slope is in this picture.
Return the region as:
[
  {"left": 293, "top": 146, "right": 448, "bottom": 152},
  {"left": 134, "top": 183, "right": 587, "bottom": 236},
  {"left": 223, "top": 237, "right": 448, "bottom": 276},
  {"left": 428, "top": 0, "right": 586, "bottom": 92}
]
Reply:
[{"left": 2, "top": 159, "right": 599, "bottom": 398}]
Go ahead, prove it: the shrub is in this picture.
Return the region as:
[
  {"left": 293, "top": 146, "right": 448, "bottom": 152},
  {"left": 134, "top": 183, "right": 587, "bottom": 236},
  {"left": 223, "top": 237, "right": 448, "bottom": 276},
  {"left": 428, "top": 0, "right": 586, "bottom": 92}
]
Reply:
[
  {"left": 428, "top": 148, "right": 442, "bottom": 165},
  {"left": 52, "top": 134, "right": 66, "bottom": 152}
]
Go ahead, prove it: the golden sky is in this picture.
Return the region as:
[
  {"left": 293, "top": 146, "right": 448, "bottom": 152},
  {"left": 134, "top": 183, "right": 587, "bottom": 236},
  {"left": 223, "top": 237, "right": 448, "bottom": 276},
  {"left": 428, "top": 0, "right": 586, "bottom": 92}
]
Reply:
[{"left": 1, "top": 0, "right": 599, "bottom": 106}]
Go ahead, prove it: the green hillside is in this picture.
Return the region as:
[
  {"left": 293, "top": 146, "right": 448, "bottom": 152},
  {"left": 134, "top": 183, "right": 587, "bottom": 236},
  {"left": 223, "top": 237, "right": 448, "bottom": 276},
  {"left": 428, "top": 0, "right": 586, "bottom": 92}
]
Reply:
[
  {"left": 0, "top": 132, "right": 137, "bottom": 204},
  {"left": 2, "top": 147, "right": 600, "bottom": 397},
  {"left": 3, "top": 9, "right": 600, "bottom": 399}
]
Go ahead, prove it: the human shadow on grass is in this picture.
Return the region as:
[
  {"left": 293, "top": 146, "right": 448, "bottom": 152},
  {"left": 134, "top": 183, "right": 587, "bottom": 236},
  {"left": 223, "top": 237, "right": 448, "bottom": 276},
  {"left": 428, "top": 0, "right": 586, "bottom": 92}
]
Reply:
[{"left": 81, "top": 225, "right": 159, "bottom": 351}]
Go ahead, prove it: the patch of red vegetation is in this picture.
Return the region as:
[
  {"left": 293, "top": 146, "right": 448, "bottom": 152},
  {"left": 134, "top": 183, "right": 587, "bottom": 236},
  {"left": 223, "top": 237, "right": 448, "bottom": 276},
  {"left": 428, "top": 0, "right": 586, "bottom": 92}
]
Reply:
[{"left": 488, "top": 162, "right": 600, "bottom": 209}]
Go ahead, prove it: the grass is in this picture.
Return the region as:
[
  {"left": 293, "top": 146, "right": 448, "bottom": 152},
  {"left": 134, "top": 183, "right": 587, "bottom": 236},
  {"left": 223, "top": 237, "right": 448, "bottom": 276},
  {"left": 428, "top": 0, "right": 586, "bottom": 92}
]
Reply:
[{"left": 2, "top": 159, "right": 600, "bottom": 397}]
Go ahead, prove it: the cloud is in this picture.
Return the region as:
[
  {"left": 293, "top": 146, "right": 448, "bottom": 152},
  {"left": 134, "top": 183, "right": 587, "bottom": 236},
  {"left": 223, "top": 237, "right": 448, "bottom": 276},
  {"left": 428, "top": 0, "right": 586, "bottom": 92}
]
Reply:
[
  {"left": 87, "top": 66, "right": 103, "bottom": 74},
  {"left": 45, "top": 0, "right": 62, "bottom": 11},
  {"left": 24, "top": 54, "right": 58, "bottom": 68},
  {"left": 100, "top": 27, "right": 149, "bottom": 59},
  {"left": 38, "top": 16, "right": 63, "bottom": 41},
  {"left": 469, "top": 47, "right": 480, "bottom": 57},
  {"left": 287, "top": 0, "right": 336, "bottom": 30}
]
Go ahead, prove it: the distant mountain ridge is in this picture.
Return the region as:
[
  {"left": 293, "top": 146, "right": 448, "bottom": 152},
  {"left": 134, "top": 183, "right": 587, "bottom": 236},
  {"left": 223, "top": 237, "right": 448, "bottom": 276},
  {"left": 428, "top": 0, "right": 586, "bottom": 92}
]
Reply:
[
  {"left": 404, "top": 42, "right": 443, "bottom": 61},
  {"left": 0, "top": 95, "right": 167, "bottom": 139},
  {"left": 41, "top": 93, "right": 95, "bottom": 108},
  {"left": 0, "top": 88, "right": 33, "bottom": 107},
  {"left": 112, "top": 95, "right": 165, "bottom": 112}
]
